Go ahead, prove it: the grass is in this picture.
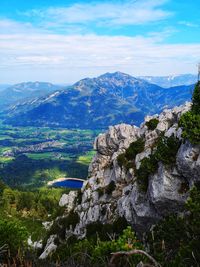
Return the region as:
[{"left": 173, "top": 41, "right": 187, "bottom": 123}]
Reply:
[
  {"left": 77, "top": 150, "right": 96, "bottom": 165},
  {"left": 25, "top": 152, "right": 55, "bottom": 160},
  {"left": 18, "top": 217, "right": 46, "bottom": 242},
  {"left": 0, "top": 156, "right": 14, "bottom": 163}
]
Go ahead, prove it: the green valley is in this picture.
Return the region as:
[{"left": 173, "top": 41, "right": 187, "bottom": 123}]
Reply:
[{"left": 0, "top": 120, "right": 100, "bottom": 189}]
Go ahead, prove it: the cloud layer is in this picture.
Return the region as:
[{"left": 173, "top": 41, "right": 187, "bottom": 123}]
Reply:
[
  {"left": 23, "top": 0, "right": 171, "bottom": 29},
  {"left": 0, "top": 21, "right": 200, "bottom": 83},
  {"left": 0, "top": 0, "right": 199, "bottom": 83}
]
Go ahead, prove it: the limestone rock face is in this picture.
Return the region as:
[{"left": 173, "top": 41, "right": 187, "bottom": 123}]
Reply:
[
  {"left": 39, "top": 235, "right": 57, "bottom": 260},
  {"left": 148, "top": 163, "right": 188, "bottom": 215},
  {"left": 41, "top": 102, "right": 199, "bottom": 258},
  {"left": 59, "top": 191, "right": 78, "bottom": 212},
  {"left": 176, "top": 141, "right": 200, "bottom": 184}
]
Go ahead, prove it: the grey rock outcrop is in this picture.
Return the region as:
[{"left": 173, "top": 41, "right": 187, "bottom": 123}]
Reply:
[{"left": 41, "top": 102, "right": 200, "bottom": 258}]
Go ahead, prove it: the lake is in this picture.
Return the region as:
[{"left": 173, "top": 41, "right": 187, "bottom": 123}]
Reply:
[{"left": 52, "top": 178, "right": 84, "bottom": 189}]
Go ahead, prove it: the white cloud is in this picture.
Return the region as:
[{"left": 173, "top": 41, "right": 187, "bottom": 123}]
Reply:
[
  {"left": 23, "top": 0, "right": 171, "bottom": 28},
  {"left": 0, "top": 28, "right": 200, "bottom": 83},
  {"left": 178, "top": 21, "right": 199, "bottom": 28}
]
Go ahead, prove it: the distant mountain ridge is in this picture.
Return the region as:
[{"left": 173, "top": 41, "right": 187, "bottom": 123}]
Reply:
[
  {"left": 0, "top": 84, "right": 11, "bottom": 91},
  {"left": 2, "top": 72, "right": 194, "bottom": 129},
  {"left": 0, "top": 81, "right": 62, "bottom": 109},
  {"left": 139, "top": 74, "right": 197, "bottom": 88}
]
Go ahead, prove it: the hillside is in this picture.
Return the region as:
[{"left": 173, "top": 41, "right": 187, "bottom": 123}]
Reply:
[{"left": 3, "top": 72, "right": 194, "bottom": 129}]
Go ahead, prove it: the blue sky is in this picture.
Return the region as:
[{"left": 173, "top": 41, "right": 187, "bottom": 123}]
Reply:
[{"left": 0, "top": 0, "right": 200, "bottom": 83}]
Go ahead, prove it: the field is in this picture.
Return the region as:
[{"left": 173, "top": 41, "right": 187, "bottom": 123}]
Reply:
[{"left": 0, "top": 120, "right": 101, "bottom": 189}]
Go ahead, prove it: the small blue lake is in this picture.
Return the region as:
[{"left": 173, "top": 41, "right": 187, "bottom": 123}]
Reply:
[{"left": 52, "top": 179, "right": 84, "bottom": 189}]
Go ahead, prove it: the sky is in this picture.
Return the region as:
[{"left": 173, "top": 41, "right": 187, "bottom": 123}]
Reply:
[{"left": 0, "top": 0, "right": 200, "bottom": 83}]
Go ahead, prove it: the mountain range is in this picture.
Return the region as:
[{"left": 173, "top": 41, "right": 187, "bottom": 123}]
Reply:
[
  {"left": 2, "top": 72, "right": 194, "bottom": 129},
  {"left": 0, "top": 82, "right": 62, "bottom": 109},
  {"left": 139, "top": 74, "right": 197, "bottom": 88}
]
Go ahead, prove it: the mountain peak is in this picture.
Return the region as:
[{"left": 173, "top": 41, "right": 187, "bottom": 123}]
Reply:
[{"left": 98, "top": 71, "right": 135, "bottom": 80}]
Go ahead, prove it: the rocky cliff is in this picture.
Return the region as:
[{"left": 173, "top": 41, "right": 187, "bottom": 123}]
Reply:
[{"left": 40, "top": 101, "right": 200, "bottom": 259}]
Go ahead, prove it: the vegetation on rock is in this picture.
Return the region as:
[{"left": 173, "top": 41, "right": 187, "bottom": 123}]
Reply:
[
  {"left": 147, "top": 185, "right": 200, "bottom": 266},
  {"left": 179, "top": 82, "right": 200, "bottom": 144},
  {"left": 51, "top": 225, "right": 144, "bottom": 267},
  {"left": 136, "top": 134, "right": 181, "bottom": 191},
  {"left": 154, "top": 135, "right": 181, "bottom": 165},
  {"left": 117, "top": 138, "right": 145, "bottom": 169},
  {"left": 145, "top": 118, "right": 159, "bottom": 130},
  {"left": 136, "top": 155, "right": 158, "bottom": 191}
]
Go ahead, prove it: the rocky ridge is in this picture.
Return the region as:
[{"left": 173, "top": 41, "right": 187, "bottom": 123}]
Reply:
[{"left": 40, "top": 102, "right": 200, "bottom": 258}]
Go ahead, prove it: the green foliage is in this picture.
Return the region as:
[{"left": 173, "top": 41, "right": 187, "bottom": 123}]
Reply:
[
  {"left": 117, "top": 153, "right": 129, "bottom": 168},
  {"left": 179, "top": 111, "right": 200, "bottom": 144},
  {"left": 51, "top": 226, "right": 143, "bottom": 267},
  {"left": 105, "top": 180, "right": 116, "bottom": 195},
  {"left": 146, "top": 118, "right": 159, "bottom": 130},
  {"left": 49, "top": 211, "right": 80, "bottom": 241},
  {"left": 154, "top": 135, "right": 181, "bottom": 165},
  {"left": 136, "top": 155, "right": 158, "bottom": 191},
  {"left": 96, "top": 181, "right": 116, "bottom": 197},
  {"left": 0, "top": 219, "right": 28, "bottom": 256},
  {"left": 191, "top": 81, "right": 200, "bottom": 114},
  {"left": 147, "top": 186, "right": 200, "bottom": 266},
  {"left": 0, "top": 180, "right": 7, "bottom": 196},
  {"left": 136, "top": 135, "right": 181, "bottom": 192},
  {"left": 179, "top": 82, "right": 200, "bottom": 145},
  {"left": 86, "top": 217, "right": 128, "bottom": 241},
  {"left": 125, "top": 138, "right": 145, "bottom": 160},
  {"left": 117, "top": 138, "right": 145, "bottom": 169},
  {"left": 16, "top": 191, "right": 35, "bottom": 211},
  {"left": 76, "top": 189, "right": 83, "bottom": 205}
]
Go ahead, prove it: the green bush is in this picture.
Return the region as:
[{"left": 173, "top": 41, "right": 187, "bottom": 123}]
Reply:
[
  {"left": 51, "top": 226, "right": 143, "bottom": 267},
  {"left": 135, "top": 135, "right": 181, "bottom": 192},
  {"left": 117, "top": 153, "right": 128, "bottom": 168},
  {"left": 154, "top": 135, "right": 181, "bottom": 165},
  {"left": 146, "top": 118, "right": 159, "bottom": 130},
  {"left": 191, "top": 81, "right": 200, "bottom": 114},
  {"left": 179, "top": 111, "right": 200, "bottom": 144},
  {"left": 179, "top": 82, "right": 200, "bottom": 145},
  {"left": 136, "top": 155, "right": 158, "bottom": 192},
  {"left": 105, "top": 180, "right": 116, "bottom": 195},
  {"left": 147, "top": 186, "right": 200, "bottom": 266},
  {"left": 86, "top": 217, "right": 128, "bottom": 241},
  {"left": 49, "top": 211, "right": 79, "bottom": 240},
  {"left": 117, "top": 138, "right": 145, "bottom": 169},
  {"left": 0, "top": 219, "right": 28, "bottom": 256},
  {"left": 76, "top": 190, "right": 83, "bottom": 205},
  {"left": 125, "top": 138, "right": 145, "bottom": 160}
]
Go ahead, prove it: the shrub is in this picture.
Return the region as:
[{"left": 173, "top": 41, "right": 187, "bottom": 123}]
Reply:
[
  {"left": 125, "top": 138, "right": 145, "bottom": 160},
  {"left": 86, "top": 221, "right": 113, "bottom": 241},
  {"left": 154, "top": 135, "right": 181, "bottom": 165},
  {"left": 191, "top": 81, "right": 200, "bottom": 114},
  {"left": 117, "top": 153, "right": 128, "bottom": 168},
  {"left": 105, "top": 181, "right": 116, "bottom": 195},
  {"left": 179, "top": 82, "right": 200, "bottom": 145},
  {"left": 97, "top": 187, "right": 104, "bottom": 197},
  {"left": 136, "top": 155, "right": 158, "bottom": 192},
  {"left": 52, "top": 226, "right": 143, "bottom": 267},
  {"left": 179, "top": 111, "right": 200, "bottom": 144},
  {"left": 147, "top": 186, "right": 200, "bottom": 266},
  {"left": 146, "top": 118, "right": 159, "bottom": 130},
  {"left": 49, "top": 211, "right": 79, "bottom": 240},
  {"left": 0, "top": 219, "right": 28, "bottom": 256},
  {"left": 76, "top": 190, "right": 83, "bottom": 205},
  {"left": 117, "top": 138, "right": 145, "bottom": 169},
  {"left": 86, "top": 217, "right": 128, "bottom": 241}
]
